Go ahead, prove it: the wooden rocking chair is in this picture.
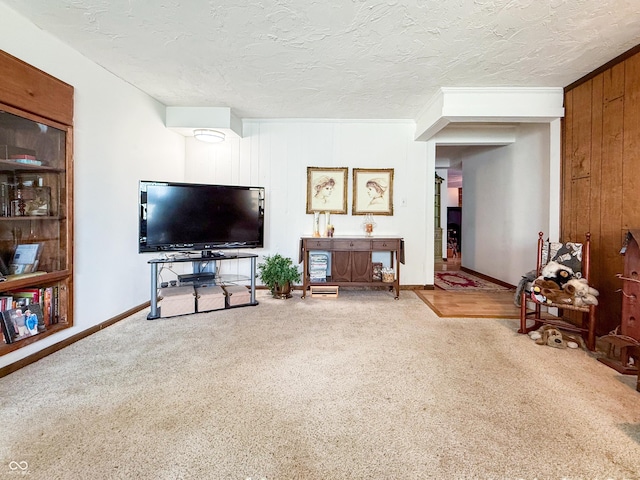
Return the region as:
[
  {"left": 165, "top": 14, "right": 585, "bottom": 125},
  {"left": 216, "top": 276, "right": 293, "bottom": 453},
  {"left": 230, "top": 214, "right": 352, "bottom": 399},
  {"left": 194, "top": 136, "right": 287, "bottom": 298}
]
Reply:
[{"left": 518, "top": 232, "right": 597, "bottom": 351}]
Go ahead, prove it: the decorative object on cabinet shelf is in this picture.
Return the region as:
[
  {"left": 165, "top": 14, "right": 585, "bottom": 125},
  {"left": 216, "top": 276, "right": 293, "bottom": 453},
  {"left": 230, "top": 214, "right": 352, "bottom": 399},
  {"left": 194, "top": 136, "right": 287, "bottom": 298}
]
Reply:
[
  {"left": 9, "top": 243, "right": 42, "bottom": 274},
  {"left": 381, "top": 267, "right": 395, "bottom": 283},
  {"left": 0, "top": 144, "right": 37, "bottom": 162},
  {"left": 313, "top": 211, "right": 321, "bottom": 237},
  {"left": 372, "top": 262, "right": 383, "bottom": 281},
  {"left": 352, "top": 168, "right": 394, "bottom": 215},
  {"left": 306, "top": 166, "right": 348, "bottom": 214},
  {"left": 1, "top": 308, "right": 27, "bottom": 344},
  {"left": 309, "top": 252, "right": 329, "bottom": 283},
  {"left": 0, "top": 303, "right": 44, "bottom": 344},
  {"left": 325, "top": 211, "right": 334, "bottom": 237},
  {"left": 362, "top": 213, "right": 376, "bottom": 236},
  {"left": 257, "top": 254, "right": 302, "bottom": 299},
  {"left": 327, "top": 224, "right": 334, "bottom": 237},
  {"left": 10, "top": 156, "right": 42, "bottom": 166},
  {"left": 10, "top": 184, "right": 50, "bottom": 216}
]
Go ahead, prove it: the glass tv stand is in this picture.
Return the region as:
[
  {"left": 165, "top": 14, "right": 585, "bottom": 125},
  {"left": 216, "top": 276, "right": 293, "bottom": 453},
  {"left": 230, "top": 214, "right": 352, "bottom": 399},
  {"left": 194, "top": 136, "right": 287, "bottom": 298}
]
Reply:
[{"left": 147, "top": 252, "right": 258, "bottom": 320}]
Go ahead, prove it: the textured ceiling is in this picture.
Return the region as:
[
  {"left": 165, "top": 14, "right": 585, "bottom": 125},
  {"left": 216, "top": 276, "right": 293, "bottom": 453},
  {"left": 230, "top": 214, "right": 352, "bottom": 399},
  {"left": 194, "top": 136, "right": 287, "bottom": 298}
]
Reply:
[{"left": 3, "top": 0, "right": 640, "bottom": 119}]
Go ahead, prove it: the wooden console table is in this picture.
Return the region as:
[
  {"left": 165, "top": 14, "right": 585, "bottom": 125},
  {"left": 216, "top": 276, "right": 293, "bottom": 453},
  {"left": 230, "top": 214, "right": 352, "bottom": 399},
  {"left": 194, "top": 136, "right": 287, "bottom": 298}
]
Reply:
[{"left": 299, "top": 236, "right": 405, "bottom": 299}]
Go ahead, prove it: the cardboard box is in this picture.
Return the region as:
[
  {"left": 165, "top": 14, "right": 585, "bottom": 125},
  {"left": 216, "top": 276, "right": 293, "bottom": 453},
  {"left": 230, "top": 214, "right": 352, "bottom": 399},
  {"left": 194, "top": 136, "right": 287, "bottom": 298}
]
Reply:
[
  {"left": 223, "top": 285, "right": 252, "bottom": 307},
  {"left": 159, "top": 286, "right": 195, "bottom": 317},
  {"left": 196, "top": 285, "right": 226, "bottom": 312}
]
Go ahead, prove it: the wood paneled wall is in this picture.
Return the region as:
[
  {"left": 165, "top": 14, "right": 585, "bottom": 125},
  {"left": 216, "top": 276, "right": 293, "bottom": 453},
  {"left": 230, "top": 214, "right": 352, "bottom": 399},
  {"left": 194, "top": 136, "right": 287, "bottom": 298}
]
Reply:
[{"left": 563, "top": 45, "right": 640, "bottom": 336}]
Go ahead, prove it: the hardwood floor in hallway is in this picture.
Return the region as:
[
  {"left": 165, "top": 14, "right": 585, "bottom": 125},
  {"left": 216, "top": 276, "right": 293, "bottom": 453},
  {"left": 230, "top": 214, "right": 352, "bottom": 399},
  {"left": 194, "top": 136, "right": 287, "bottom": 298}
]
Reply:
[{"left": 415, "top": 256, "right": 521, "bottom": 319}]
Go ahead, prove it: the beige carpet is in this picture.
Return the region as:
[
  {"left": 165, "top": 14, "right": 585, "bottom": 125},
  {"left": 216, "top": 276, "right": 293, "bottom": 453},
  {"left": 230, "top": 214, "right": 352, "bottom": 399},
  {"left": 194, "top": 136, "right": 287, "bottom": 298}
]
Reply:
[{"left": 1, "top": 290, "right": 640, "bottom": 479}]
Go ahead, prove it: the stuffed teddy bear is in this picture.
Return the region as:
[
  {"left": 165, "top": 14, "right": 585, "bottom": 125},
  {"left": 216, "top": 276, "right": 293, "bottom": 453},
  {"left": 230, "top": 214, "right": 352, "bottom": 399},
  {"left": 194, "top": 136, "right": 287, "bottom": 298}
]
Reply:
[
  {"left": 529, "top": 325, "right": 584, "bottom": 349},
  {"left": 564, "top": 278, "right": 599, "bottom": 307},
  {"left": 541, "top": 260, "right": 575, "bottom": 288},
  {"left": 531, "top": 278, "right": 574, "bottom": 304}
]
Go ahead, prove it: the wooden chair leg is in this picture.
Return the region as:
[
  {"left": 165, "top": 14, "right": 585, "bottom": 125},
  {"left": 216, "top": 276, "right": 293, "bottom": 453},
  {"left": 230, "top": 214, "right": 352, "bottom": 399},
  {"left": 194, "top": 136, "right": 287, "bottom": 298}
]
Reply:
[
  {"left": 518, "top": 291, "right": 528, "bottom": 334},
  {"left": 587, "top": 306, "right": 596, "bottom": 351}
]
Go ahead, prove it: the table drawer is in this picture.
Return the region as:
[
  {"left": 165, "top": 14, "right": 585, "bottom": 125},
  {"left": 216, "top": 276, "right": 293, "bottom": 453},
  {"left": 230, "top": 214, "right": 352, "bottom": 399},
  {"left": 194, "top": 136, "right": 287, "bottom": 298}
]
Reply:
[
  {"left": 332, "top": 239, "right": 371, "bottom": 251},
  {"left": 305, "top": 239, "right": 332, "bottom": 249},
  {"left": 371, "top": 239, "right": 399, "bottom": 251}
]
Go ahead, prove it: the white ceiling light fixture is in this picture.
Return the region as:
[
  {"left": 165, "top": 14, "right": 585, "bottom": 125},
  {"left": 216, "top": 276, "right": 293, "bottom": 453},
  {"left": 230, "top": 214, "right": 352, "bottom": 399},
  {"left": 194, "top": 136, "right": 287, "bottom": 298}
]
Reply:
[
  {"left": 165, "top": 107, "right": 242, "bottom": 141},
  {"left": 193, "top": 129, "right": 225, "bottom": 143}
]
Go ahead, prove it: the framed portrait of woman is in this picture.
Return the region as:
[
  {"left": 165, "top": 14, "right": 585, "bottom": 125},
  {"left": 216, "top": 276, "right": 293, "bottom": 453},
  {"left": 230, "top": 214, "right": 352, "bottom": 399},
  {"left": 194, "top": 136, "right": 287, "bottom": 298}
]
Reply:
[
  {"left": 352, "top": 168, "right": 394, "bottom": 215},
  {"left": 306, "top": 167, "right": 348, "bottom": 214}
]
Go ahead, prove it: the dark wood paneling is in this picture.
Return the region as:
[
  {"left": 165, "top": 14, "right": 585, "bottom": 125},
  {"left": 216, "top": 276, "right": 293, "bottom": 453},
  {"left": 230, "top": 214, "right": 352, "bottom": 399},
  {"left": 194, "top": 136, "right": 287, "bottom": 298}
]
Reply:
[
  {"left": 599, "top": 96, "right": 625, "bottom": 334},
  {"left": 603, "top": 62, "right": 625, "bottom": 102},
  {"left": 563, "top": 46, "right": 640, "bottom": 336},
  {"left": 0, "top": 50, "right": 73, "bottom": 125},
  {"left": 571, "top": 82, "right": 593, "bottom": 181},
  {"left": 589, "top": 73, "right": 604, "bottom": 290},
  {"left": 562, "top": 90, "right": 573, "bottom": 236},
  {"left": 571, "top": 177, "right": 591, "bottom": 239},
  {"left": 622, "top": 53, "right": 640, "bottom": 227}
]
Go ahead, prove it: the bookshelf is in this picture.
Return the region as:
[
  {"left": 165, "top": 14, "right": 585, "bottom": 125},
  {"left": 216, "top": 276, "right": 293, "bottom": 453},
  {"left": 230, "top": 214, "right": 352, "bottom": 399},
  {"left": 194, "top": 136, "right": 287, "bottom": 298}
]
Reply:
[{"left": 0, "top": 50, "right": 74, "bottom": 355}]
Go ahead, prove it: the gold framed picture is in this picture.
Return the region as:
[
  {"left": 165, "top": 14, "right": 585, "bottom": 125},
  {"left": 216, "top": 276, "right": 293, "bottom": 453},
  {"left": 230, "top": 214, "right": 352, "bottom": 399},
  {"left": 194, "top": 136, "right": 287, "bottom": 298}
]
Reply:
[
  {"left": 306, "top": 167, "right": 348, "bottom": 214},
  {"left": 352, "top": 168, "right": 394, "bottom": 215}
]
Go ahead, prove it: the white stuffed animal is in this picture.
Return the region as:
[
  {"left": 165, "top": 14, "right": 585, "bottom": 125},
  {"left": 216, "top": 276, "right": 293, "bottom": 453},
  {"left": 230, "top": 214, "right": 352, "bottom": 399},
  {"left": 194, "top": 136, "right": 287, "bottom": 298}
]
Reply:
[{"left": 564, "top": 278, "right": 599, "bottom": 307}]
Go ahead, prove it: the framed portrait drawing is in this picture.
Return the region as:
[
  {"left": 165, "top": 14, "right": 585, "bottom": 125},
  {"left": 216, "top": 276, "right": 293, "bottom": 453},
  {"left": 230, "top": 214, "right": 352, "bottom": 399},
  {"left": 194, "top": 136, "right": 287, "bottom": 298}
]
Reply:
[
  {"left": 352, "top": 168, "right": 394, "bottom": 215},
  {"left": 306, "top": 167, "right": 348, "bottom": 214}
]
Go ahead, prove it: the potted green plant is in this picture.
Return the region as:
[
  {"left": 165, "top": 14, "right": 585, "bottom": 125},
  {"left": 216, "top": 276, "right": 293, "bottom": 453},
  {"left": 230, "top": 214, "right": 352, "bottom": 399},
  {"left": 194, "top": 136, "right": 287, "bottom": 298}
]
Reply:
[{"left": 257, "top": 253, "right": 302, "bottom": 299}]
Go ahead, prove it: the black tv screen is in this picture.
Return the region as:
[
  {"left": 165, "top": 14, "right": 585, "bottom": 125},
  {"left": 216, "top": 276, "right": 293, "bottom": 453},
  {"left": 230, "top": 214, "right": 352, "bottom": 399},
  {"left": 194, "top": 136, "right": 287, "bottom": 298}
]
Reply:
[{"left": 139, "top": 181, "right": 265, "bottom": 253}]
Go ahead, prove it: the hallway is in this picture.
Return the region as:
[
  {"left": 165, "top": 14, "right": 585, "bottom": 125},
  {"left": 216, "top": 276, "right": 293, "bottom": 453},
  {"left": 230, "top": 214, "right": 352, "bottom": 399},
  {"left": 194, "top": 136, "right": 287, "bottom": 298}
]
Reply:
[{"left": 417, "top": 256, "right": 520, "bottom": 318}]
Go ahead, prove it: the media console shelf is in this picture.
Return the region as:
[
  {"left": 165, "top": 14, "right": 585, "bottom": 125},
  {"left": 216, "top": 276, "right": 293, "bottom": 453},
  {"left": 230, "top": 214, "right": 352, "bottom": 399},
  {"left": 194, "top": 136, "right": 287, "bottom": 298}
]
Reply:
[
  {"left": 299, "top": 236, "right": 405, "bottom": 299},
  {"left": 147, "top": 252, "right": 258, "bottom": 320}
]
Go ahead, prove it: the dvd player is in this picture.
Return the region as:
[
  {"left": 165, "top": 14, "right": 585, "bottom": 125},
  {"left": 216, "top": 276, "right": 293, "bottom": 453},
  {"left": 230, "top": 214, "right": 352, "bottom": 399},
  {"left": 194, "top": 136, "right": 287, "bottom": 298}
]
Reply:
[{"left": 178, "top": 272, "right": 216, "bottom": 284}]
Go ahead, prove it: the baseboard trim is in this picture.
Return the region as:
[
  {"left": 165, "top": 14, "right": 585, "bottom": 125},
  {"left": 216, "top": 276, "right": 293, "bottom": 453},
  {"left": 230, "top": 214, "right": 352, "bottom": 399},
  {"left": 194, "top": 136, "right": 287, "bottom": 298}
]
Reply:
[
  {"left": 460, "top": 266, "right": 516, "bottom": 289},
  {"left": 0, "top": 302, "right": 150, "bottom": 378}
]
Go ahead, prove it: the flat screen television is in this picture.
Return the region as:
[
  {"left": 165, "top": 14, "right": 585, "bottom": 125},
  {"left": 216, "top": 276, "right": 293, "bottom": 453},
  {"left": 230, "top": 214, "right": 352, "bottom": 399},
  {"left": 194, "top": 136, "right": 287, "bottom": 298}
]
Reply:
[{"left": 138, "top": 180, "right": 265, "bottom": 253}]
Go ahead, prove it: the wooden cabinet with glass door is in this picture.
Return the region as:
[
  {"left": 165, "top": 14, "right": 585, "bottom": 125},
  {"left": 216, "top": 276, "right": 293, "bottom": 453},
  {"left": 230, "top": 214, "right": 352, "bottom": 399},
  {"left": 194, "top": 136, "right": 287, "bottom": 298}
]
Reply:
[{"left": 0, "top": 50, "right": 73, "bottom": 355}]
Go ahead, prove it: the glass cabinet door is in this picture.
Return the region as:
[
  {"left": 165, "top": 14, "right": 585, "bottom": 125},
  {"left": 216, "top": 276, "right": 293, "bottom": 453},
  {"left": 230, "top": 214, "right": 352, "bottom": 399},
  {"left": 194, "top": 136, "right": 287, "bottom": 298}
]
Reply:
[{"left": 0, "top": 108, "right": 68, "bottom": 276}]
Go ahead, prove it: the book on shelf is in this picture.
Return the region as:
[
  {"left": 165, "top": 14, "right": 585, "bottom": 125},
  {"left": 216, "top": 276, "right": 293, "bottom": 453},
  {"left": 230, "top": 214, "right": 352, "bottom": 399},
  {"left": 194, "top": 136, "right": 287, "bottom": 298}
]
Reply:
[
  {"left": 1, "top": 307, "right": 29, "bottom": 344},
  {"left": 0, "top": 295, "right": 13, "bottom": 311},
  {"left": 43, "top": 287, "right": 52, "bottom": 326},
  {"left": 43, "top": 286, "right": 59, "bottom": 325},
  {"left": 10, "top": 287, "right": 41, "bottom": 305},
  {"left": 9, "top": 243, "right": 42, "bottom": 274},
  {"left": 9, "top": 154, "right": 42, "bottom": 166}
]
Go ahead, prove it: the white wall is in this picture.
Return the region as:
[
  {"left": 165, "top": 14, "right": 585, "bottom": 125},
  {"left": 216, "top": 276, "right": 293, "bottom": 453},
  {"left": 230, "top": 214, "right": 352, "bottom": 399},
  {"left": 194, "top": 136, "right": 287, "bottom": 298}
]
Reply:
[
  {"left": 0, "top": 4, "right": 185, "bottom": 368},
  {"left": 461, "top": 123, "right": 550, "bottom": 285},
  {"left": 184, "top": 120, "right": 429, "bottom": 286}
]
